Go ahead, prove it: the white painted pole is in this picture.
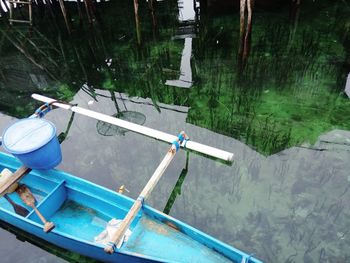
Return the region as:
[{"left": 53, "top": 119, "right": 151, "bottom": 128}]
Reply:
[{"left": 31, "top": 94, "right": 234, "bottom": 162}]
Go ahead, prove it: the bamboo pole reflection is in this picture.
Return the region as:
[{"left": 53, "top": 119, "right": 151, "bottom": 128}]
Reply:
[
  {"left": 238, "top": 0, "right": 253, "bottom": 71},
  {"left": 134, "top": 0, "right": 142, "bottom": 46},
  {"left": 58, "top": 111, "right": 76, "bottom": 143},
  {"left": 163, "top": 152, "right": 190, "bottom": 214}
]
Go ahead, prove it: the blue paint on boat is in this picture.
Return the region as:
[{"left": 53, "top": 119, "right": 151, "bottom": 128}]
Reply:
[{"left": 0, "top": 152, "right": 262, "bottom": 263}]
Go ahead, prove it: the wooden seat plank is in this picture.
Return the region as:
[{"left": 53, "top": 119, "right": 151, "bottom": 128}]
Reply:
[{"left": 0, "top": 166, "right": 31, "bottom": 196}]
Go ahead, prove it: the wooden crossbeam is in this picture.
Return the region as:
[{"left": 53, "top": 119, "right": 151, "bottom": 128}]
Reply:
[
  {"left": 8, "top": 19, "right": 31, "bottom": 24},
  {"left": 8, "top": 1, "right": 31, "bottom": 4},
  {"left": 0, "top": 166, "right": 31, "bottom": 196}
]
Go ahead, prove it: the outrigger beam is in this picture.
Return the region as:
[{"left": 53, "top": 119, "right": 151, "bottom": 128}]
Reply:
[
  {"left": 32, "top": 94, "right": 234, "bottom": 163},
  {"left": 104, "top": 132, "right": 185, "bottom": 253}
]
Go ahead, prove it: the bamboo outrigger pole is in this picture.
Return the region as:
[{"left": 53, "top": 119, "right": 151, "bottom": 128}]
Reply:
[
  {"left": 31, "top": 94, "right": 234, "bottom": 163},
  {"left": 104, "top": 132, "right": 186, "bottom": 253}
]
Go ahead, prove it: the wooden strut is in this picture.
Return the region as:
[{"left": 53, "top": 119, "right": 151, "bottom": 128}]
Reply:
[
  {"left": 104, "top": 132, "right": 186, "bottom": 254},
  {"left": 31, "top": 94, "right": 234, "bottom": 163},
  {"left": 0, "top": 166, "right": 31, "bottom": 196}
]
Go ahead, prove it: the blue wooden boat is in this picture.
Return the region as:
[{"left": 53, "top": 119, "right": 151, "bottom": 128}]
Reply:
[{"left": 0, "top": 152, "right": 262, "bottom": 263}]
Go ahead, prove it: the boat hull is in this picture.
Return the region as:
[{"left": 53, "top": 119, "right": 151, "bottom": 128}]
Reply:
[
  {"left": 0, "top": 211, "right": 154, "bottom": 262},
  {"left": 0, "top": 152, "right": 262, "bottom": 263}
]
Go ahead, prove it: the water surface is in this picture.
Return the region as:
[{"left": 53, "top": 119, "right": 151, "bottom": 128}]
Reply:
[{"left": 0, "top": 0, "right": 350, "bottom": 262}]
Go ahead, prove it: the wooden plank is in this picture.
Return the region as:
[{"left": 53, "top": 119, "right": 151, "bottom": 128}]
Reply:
[
  {"left": 0, "top": 166, "right": 31, "bottom": 196},
  {"left": 8, "top": 1, "right": 30, "bottom": 4},
  {"left": 8, "top": 1, "right": 31, "bottom": 4},
  {"left": 8, "top": 19, "right": 31, "bottom": 23}
]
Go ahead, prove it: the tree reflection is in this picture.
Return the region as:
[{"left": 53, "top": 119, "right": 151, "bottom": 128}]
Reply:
[{"left": 0, "top": 0, "right": 349, "bottom": 155}]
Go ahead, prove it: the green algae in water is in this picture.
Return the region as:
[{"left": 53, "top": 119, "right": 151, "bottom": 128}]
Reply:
[{"left": 1, "top": 1, "right": 349, "bottom": 155}]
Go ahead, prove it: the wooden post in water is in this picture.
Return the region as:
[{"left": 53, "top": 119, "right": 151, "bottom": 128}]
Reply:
[
  {"left": 8, "top": 1, "right": 13, "bottom": 25},
  {"left": 243, "top": 0, "right": 252, "bottom": 59},
  {"left": 288, "top": 0, "right": 301, "bottom": 52},
  {"left": 76, "top": 0, "right": 84, "bottom": 25},
  {"left": 238, "top": 0, "right": 253, "bottom": 70},
  {"left": 239, "top": 0, "right": 246, "bottom": 43},
  {"left": 134, "top": 0, "right": 142, "bottom": 45},
  {"left": 148, "top": 0, "right": 157, "bottom": 36},
  {"left": 290, "top": 0, "right": 301, "bottom": 22},
  {"left": 83, "top": 0, "right": 96, "bottom": 24},
  {"left": 58, "top": 0, "right": 71, "bottom": 34}
]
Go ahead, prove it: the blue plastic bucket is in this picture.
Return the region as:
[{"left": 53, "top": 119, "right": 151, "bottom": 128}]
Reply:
[{"left": 2, "top": 118, "right": 62, "bottom": 170}]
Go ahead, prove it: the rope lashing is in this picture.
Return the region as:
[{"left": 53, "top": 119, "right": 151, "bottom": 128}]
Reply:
[
  {"left": 171, "top": 131, "right": 189, "bottom": 153},
  {"left": 33, "top": 102, "right": 52, "bottom": 118},
  {"left": 107, "top": 241, "right": 117, "bottom": 252},
  {"left": 137, "top": 196, "right": 145, "bottom": 206},
  {"left": 172, "top": 140, "right": 180, "bottom": 152},
  {"left": 241, "top": 254, "right": 254, "bottom": 263},
  {"left": 32, "top": 100, "right": 76, "bottom": 118},
  {"left": 183, "top": 138, "right": 190, "bottom": 148}
]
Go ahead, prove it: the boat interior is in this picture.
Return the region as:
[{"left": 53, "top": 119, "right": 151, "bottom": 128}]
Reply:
[
  {"left": 0, "top": 162, "right": 246, "bottom": 263},
  {"left": 0, "top": 164, "right": 139, "bottom": 242}
]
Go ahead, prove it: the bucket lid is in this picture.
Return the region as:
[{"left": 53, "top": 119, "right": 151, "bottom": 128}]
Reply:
[{"left": 2, "top": 118, "right": 57, "bottom": 154}]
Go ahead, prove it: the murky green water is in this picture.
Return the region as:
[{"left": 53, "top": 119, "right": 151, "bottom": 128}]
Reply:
[{"left": 0, "top": 0, "right": 350, "bottom": 262}]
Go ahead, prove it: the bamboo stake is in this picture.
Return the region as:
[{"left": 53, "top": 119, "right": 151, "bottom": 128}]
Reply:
[
  {"left": 148, "top": 0, "right": 157, "bottom": 36},
  {"left": 31, "top": 94, "right": 234, "bottom": 162},
  {"left": 76, "top": 0, "right": 83, "bottom": 25},
  {"left": 243, "top": 0, "right": 252, "bottom": 59},
  {"left": 9, "top": 0, "right": 13, "bottom": 25},
  {"left": 133, "top": 0, "right": 141, "bottom": 45},
  {"left": 29, "top": 1, "right": 32, "bottom": 26},
  {"left": 104, "top": 133, "right": 184, "bottom": 254},
  {"left": 83, "top": 0, "right": 92, "bottom": 24},
  {"left": 58, "top": 0, "right": 71, "bottom": 34}
]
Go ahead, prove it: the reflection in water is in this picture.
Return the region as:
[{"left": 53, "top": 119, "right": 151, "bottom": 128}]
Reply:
[
  {"left": 163, "top": 151, "right": 189, "bottom": 214},
  {"left": 0, "top": 1, "right": 350, "bottom": 262},
  {"left": 133, "top": 0, "right": 142, "bottom": 45},
  {"left": 58, "top": 111, "right": 76, "bottom": 143},
  {"left": 0, "top": 220, "right": 96, "bottom": 263},
  {"left": 345, "top": 73, "right": 350, "bottom": 98},
  {"left": 165, "top": 38, "right": 193, "bottom": 88},
  {"left": 96, "top": 91, "right": 146, "bottom": 136},
  {"left": 165, "top": 0, "right": 196, "bottom": 88}
]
